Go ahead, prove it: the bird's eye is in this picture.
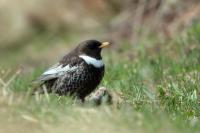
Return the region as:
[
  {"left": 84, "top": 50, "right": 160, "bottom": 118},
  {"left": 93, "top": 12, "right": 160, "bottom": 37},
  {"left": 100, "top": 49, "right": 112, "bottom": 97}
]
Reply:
[{"left": 88, "top": 44, "right": 97, "bottom": 50}]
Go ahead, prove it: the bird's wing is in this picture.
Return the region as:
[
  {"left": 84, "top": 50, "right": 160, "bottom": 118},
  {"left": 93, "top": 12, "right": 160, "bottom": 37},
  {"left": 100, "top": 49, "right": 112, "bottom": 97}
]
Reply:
[{"left": 34, "top": 56, "right": 83, "bottom": 84}]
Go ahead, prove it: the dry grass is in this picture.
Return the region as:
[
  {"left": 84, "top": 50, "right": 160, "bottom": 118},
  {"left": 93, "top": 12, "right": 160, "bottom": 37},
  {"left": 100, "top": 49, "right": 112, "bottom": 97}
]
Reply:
[{"left": 0, "top": 1, "right": 200, "bottom": 133}]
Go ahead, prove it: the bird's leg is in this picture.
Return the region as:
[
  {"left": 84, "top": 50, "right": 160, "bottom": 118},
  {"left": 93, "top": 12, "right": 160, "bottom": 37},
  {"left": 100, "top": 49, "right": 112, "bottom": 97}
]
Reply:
[
  {"left": 73, "top": 97, "right": 84, "bottom": 105},
  {"left": 81, "top": 98, "right": 85, "bottom": 103}
]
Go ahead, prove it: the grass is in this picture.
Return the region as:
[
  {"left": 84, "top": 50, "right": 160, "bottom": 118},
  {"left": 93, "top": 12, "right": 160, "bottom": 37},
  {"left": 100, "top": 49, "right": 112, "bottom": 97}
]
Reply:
[{"left": 0, "top": 23, "right": 200, "bottom": 133}]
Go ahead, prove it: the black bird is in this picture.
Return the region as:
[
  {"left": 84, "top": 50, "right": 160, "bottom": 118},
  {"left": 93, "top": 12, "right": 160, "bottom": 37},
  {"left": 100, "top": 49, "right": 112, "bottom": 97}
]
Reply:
[{"left": 33, "top": 40, "right": 110, "bottom": 101}]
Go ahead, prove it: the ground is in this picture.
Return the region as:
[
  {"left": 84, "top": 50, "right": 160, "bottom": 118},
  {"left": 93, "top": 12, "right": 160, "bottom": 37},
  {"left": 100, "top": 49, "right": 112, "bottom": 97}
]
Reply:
[{"left": 0, "top": 23, "right": 200, "bottom": 133}]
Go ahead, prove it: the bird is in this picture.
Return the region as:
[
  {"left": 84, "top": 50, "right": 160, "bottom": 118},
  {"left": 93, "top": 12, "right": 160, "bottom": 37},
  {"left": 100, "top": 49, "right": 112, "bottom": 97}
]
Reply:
[{"left": 33, "top": 40, "right": 111, "bottom": 101}]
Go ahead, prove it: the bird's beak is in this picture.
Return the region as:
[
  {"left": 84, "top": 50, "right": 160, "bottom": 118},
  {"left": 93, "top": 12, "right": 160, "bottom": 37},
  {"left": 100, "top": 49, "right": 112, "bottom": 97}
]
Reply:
[{"left": 99, "top": 42, "right": 111, "bottom": 48}]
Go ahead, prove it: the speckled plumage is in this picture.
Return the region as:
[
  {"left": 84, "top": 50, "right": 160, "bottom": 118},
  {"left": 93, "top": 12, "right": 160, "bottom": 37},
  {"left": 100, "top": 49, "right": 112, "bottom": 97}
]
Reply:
[
  {"left": 52, "top": 57, "right": 104, "bottom": 99},
  {"left": 33, "top": 40, "right": 110, "bottom": 101}
]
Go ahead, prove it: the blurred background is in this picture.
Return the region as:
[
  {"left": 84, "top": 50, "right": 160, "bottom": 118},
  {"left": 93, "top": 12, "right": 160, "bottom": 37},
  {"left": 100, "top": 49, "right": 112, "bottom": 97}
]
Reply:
[
  {"left": 0, "top": 0, "right": 199, "bottom": 68},
  {"left": 0, "top": 1, "right": 200, "bottom": 133}
]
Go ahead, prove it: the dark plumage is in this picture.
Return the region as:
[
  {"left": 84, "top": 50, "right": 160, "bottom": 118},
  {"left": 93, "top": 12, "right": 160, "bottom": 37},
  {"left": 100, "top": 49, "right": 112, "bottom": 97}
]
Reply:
[{"left": 33, "top": 40, "right": 110, "bottom": 101}]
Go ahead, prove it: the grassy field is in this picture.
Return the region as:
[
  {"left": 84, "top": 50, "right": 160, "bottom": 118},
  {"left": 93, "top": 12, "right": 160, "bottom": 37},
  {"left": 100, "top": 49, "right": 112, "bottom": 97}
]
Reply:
[{"left": 0, "top": 23, "right": 200, "bottom": 133}]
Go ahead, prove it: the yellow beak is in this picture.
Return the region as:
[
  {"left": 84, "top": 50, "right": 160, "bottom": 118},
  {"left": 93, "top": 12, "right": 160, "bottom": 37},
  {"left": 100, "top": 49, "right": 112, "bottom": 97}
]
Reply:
[{"left": 99, "top": 42, "right": 111, "bottom": 48}]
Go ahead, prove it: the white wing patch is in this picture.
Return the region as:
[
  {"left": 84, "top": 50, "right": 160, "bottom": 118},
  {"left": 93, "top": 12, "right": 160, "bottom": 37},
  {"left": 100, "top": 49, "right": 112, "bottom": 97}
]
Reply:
[
  {"left": 79, "top": 55, "right": 104, "bottom": 68},
  {"left": 34, "top": 63, "right": 78, "bottom": 83},
  {"left": 43, "top": 64, "right": 78, "bottom": 75}
]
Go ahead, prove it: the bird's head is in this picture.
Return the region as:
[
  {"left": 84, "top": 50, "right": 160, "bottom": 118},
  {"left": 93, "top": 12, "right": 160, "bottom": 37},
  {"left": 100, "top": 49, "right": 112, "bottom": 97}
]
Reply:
[{"left": 77, "top": 40, "right": 111, "bottom": 59}]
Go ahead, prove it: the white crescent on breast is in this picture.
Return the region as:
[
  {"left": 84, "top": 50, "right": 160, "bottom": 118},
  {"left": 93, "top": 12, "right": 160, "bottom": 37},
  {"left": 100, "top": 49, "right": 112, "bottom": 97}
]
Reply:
[{"left": 79, "top": 55, "right": 104, "bottom": 68}]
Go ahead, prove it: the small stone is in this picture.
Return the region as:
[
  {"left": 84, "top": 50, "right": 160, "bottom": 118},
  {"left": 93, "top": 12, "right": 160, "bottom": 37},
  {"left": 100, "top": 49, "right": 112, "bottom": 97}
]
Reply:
[{"left": 87, "top": 87, "right": 123, "bottom": 106}]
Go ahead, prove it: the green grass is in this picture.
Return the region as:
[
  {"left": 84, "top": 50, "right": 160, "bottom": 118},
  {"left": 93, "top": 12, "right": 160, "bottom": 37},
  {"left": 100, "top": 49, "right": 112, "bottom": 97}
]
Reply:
[{"left": 0, "top": 24, "right": 200, "bottom": 133}]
